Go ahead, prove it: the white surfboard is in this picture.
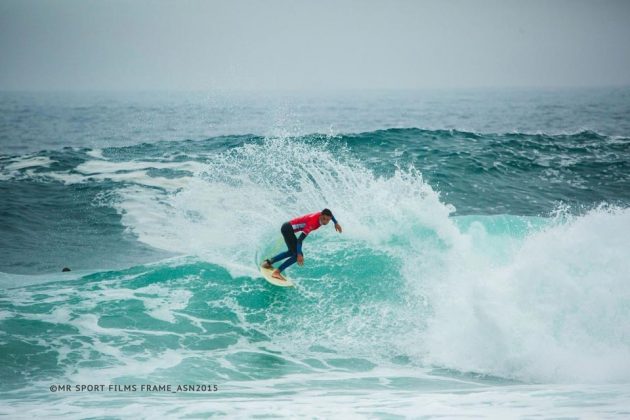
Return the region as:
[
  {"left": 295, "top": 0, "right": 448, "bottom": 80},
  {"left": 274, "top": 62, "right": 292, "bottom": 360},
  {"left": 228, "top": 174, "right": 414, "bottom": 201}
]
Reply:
[{"left": 259, "top": 266, "right": 294, "bottom": 287}]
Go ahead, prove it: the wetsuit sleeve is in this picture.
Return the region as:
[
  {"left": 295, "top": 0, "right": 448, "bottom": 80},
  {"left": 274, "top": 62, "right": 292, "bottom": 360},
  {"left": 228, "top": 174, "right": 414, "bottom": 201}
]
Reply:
[
  {"left": 296, "top": 232, "right": 307, "bottom": 255},
  {"left": 332, "top": 215, "right": 338, "bottom": 224}
]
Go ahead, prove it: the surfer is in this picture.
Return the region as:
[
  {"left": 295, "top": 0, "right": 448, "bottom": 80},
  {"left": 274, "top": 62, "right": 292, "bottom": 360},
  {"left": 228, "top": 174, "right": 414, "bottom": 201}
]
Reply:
[{"left": 261, "top": 208, "right": 342, "bottom": 280}]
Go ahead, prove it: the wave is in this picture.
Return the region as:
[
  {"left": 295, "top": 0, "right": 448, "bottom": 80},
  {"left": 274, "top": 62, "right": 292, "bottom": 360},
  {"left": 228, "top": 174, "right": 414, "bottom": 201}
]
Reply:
[{"left": 1, "top": 135, "right": 629, "bottom": 386}]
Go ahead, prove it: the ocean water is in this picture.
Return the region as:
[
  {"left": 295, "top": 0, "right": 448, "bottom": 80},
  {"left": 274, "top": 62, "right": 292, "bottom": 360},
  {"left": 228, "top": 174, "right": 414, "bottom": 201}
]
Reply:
[{"left": 1, "top": 89, "right": 630, "bottom": 418}]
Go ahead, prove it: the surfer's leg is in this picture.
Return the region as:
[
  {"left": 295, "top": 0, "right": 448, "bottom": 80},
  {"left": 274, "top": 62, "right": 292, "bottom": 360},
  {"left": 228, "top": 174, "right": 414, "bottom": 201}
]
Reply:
[
  {"left": 267, "top": 223, "right": 298, "bottom": 271},
  {"left": 268, "top": 250, "right": 292, "bottom": 264},
  {"left": 281, "top": 222, "right": 298, "bottom": 255},
  {"left": 277, "top": 254, "right": 297, "bottom": 273}
]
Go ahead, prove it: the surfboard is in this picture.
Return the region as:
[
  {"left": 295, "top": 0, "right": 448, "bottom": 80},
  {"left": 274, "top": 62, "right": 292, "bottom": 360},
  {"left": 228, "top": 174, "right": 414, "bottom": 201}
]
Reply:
[{"left": 259, "top": 266, "right": 294, "bottom": 287}]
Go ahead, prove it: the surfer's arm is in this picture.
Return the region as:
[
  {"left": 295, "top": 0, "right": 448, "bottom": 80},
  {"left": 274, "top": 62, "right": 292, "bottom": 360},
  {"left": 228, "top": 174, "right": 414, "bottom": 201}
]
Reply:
[
  {"left": 296, "top": 232, "right": 307, "bottom": 255},
  {"left": 331, "top": 215, "right": 342, "bottom": 233}
]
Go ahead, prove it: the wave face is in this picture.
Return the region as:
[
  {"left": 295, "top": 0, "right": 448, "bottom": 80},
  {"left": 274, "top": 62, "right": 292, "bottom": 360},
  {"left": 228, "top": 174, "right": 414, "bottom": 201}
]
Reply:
[{"left": 1, "top": 103, "right": 630, "bottom": 415}]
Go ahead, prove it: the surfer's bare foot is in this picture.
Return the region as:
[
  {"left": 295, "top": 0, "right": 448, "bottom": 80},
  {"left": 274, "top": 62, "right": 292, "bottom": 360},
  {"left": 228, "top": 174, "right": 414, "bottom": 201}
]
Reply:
[
  {"left": 271, "top": 270, "right": 285, "bottom": 281},
  {"left": 261, "top": 259, "right": 273, "bottom": 269}
]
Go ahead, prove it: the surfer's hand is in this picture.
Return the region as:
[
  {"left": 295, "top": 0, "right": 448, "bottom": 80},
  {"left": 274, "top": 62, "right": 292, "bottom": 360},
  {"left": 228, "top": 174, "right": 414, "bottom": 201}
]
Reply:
[
  {"left": 297, "top": 254, "right": 304, "bottom": 266},
  {"left": 335, "top": 223, "right": 342, "bottom": 233}
]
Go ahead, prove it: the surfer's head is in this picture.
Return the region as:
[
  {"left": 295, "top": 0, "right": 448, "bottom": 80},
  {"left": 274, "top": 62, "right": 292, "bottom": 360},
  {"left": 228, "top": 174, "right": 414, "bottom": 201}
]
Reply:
[{"left": 320, "top": 208, "right": 333, "bottom": 225}]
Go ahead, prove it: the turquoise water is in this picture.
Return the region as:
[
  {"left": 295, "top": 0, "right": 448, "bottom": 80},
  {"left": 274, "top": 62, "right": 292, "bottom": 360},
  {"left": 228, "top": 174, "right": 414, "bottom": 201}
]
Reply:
[{"left": 1, "top": 90, "right": 630, "bottom": 417}]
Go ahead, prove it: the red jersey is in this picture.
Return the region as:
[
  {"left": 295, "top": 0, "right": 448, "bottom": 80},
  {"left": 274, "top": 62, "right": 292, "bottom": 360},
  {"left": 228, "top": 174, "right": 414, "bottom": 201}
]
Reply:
[{"left": 289, "top": 212, "right": 322, "bottom": 237}]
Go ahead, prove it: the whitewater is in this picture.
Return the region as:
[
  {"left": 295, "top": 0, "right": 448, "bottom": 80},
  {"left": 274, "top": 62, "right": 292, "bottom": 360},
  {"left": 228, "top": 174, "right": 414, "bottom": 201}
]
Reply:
[{"left": 1, "top": 89, "right": 630, "bottom": 418}]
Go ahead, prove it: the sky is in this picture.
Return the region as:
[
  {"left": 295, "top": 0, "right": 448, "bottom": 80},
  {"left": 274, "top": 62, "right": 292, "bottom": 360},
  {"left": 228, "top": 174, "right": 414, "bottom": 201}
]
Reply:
[{"left": 1, "top": 0, "right": 629, "bottom": 91}]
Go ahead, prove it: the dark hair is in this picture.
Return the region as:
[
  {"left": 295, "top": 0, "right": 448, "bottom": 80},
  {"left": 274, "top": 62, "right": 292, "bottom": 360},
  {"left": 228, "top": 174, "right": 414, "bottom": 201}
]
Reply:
[{"left": 321, "top": 208, "right": 333, "bottom": 217}]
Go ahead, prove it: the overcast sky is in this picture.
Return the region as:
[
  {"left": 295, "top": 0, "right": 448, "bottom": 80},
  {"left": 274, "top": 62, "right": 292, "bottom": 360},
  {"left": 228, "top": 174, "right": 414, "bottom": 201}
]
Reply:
[{"left": 1, "top": 0, "right": 629, "bottom": 91}]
